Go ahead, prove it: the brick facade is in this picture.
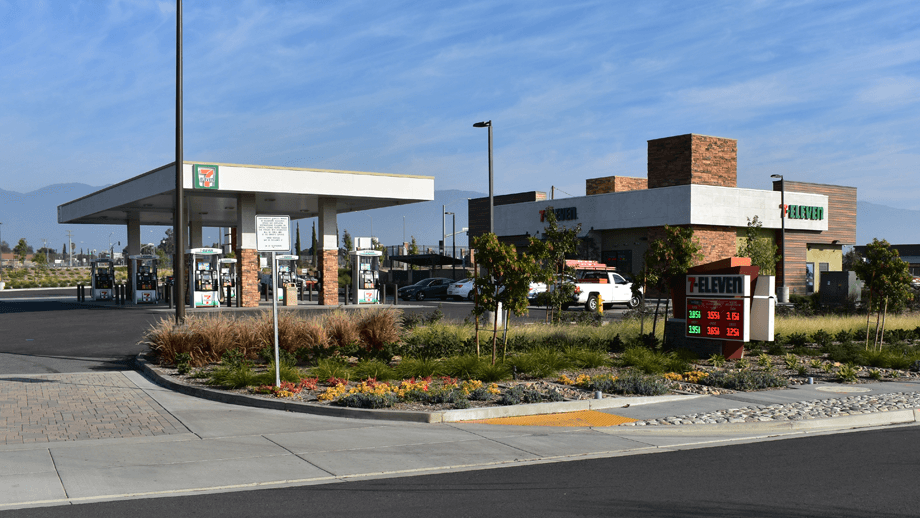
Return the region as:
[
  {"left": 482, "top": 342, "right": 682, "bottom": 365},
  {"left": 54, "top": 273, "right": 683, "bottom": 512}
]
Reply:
[
  {"left": 648, "top": 134, "right": 737, "bottom": 189},
  {"left": 586, "top": 176, "right": 648, "bottom": 195},
  {"left": 237, "top": 248, "right": 260, "bottom": 307},
  {"left": 318, "top": 249, "right": 339, "bottom": 305}
]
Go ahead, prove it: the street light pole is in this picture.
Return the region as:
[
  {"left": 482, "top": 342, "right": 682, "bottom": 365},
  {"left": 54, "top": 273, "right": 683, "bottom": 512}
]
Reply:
[
  {"left": 473, "top": 121, "right": 493, "bottom": 234},
  {"left": 771, "top": 174, "right": 787, "bottom": 303},
  {"left": 174, "top": 0, "right": 186, "bottom": 324}
]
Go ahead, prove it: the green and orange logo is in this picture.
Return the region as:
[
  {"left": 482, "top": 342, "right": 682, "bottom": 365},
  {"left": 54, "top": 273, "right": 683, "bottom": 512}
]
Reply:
[{"left": 194, "top": 164, "right": 219, "bottom": 189}]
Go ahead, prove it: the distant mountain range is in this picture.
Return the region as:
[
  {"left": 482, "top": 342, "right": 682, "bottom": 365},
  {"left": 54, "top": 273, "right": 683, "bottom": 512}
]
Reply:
[{"left": 0, "top": 184, "right": 917, "bottom": 255}]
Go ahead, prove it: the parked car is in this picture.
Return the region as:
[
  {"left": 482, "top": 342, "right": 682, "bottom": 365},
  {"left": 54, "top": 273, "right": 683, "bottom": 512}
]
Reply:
[
  {"left": 447, "top": 278, "right": 476, "bottom": 301},
  {"left": 398, "top": 277, "right": 453, "bottom": 301}
]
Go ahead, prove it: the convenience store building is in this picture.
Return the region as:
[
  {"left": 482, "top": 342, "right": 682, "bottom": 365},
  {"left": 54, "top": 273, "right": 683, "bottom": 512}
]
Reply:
[{"left": 468, "top": 134, "right": 856, "bottom": 296}]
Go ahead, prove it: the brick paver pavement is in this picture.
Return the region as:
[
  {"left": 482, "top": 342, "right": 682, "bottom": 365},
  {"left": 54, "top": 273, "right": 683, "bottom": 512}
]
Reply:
[{"left": 0, "top": 372, "right": 188, "bottom": 444}]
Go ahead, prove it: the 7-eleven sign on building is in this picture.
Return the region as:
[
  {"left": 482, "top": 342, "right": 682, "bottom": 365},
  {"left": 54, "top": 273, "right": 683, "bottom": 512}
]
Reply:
[{"left": 194, "top": 164, "right": 219, "bottom": 189}]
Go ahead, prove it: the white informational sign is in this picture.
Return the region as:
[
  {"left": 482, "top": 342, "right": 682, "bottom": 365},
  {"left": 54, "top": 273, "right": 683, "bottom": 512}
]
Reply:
[{"left": 256, "top": 216, "right": 291, "bottom": 252}]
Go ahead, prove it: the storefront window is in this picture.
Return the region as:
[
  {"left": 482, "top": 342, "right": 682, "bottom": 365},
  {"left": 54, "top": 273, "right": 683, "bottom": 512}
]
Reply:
[
  {"left": 602, "top": 250, "right": 632, "bottom": 273},
  {"left": 805, "top": 262, "right": 815, "bottom": 294}
]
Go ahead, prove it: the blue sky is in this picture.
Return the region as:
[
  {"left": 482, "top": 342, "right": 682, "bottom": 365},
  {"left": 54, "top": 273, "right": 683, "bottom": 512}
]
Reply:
[{"left": 1, "top": 0, "right": 918, "bottom": 249}]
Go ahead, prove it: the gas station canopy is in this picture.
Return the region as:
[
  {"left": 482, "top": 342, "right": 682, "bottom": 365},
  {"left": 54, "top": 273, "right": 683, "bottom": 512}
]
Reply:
[{"left": 58, "top": 162, "right": 434, "bottom": 227}]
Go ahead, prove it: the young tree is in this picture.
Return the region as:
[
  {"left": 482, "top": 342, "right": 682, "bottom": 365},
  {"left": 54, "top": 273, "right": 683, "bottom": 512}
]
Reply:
[
  {"left": 852, "top": 238, "right": 913, "bottom": 350},
  {"left": 635, "top": 225, "right": 703, "bottom": 340},
  {"left": 528, "top": 207, "right": 582, "bottom": 322},
  {"left": 33, "top": 251, "right": 47, "bottom": 267},
  {"left": 295, "top": 222, "right": 303, "bottom": 268},
  {"left": 0, "top": 240, "right": 9, "bottom": 253},
  {"left": 341, "top": 229, "right": 352, "bottom": 256},
  {"left": 311, "top": 222, "right": 318, "bottom": 267},
  {"left": 408, "top": 236, "right": 420, "bottom": 270},
  {"left": 14, "top": 238, "right": 29, "bottom": 265},
  {"left": 471, "top": 233, "right": 536, "bottom": 364},
  {"left": 737, "top": 216, "right": 780, "bottom": 275}
]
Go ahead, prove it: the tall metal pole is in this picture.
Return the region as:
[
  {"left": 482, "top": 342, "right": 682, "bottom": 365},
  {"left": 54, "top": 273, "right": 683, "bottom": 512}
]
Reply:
[
  {"left": 772, "top": 174, "right": 786, "bottom": 302},
  {"left": 442, "top": 204, "right": 446, "bottom": 256},
  {"left": 487, "top": 123, "right": 493, "bottom": 234},
  {"left": 174, "top": 0, "right": 186, "bottom": 324},
  {"left": 473, "top": 121, "right": 493, "bottom": 234},
  {"left": 451, "top": 212, "right": 456, "bottom": 280}
]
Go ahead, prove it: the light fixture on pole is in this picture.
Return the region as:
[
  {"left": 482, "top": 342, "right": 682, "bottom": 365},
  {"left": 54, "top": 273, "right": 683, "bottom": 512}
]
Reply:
[
  {"left": 473, "top": 120, "right": 493, "bottom": 234},
  {"left": 771, "top": 174, "right": 787, "bottom": 303}
]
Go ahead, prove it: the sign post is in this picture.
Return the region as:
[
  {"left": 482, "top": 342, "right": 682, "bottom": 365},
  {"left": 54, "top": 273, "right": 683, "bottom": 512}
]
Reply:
[{"left": 256, "top": 216, "right": 290, "bottom": 387}]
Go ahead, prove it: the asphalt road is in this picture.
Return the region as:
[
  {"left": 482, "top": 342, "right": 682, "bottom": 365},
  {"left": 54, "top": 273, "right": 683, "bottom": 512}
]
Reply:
[{"left": 3, "top": 425, "right": 917, "bottom": 517}]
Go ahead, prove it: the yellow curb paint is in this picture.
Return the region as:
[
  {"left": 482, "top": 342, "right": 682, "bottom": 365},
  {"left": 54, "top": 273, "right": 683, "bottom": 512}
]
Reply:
[{"left": 465, "top": 410, "right": 637, "bottom": 427}]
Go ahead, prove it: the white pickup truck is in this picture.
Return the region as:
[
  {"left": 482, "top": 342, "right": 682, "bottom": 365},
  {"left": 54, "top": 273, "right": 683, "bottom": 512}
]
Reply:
[{"left": 565, "top": 260, "right": 643, "bottom": 311}]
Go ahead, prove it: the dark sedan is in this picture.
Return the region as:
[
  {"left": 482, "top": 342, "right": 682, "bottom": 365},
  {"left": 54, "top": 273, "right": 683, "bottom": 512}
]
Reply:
[{"left": 398, "top": 278, "right": 453, "bottom": 301}]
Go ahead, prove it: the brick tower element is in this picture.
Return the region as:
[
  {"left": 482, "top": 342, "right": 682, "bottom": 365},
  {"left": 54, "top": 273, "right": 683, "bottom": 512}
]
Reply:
[{"left": 647, "top": 134, "right": 737, "bottom": 189}]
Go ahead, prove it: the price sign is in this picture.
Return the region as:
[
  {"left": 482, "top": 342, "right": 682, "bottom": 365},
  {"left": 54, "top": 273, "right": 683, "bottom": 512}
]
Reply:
[{"left": 686, "top": 298, "right": 749, "bottom": 342}]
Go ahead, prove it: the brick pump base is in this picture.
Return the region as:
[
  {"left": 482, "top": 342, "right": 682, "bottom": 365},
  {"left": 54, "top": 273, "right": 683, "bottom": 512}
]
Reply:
[
  {"left": 237, "top": 249, "right": 260, "bottom": 307},
  {"left": 319, "top": 249, "right": 339, "bottom": 305}
]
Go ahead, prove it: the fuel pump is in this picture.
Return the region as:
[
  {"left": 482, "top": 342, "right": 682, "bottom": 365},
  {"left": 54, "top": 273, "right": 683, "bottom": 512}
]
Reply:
[
  {"left": 350, "top": 249, "right": 382, "bottom": 304},
  {"left": 219, "top": 258, "right": 238, "bottom": 303},
  {"left": 275, "top": 255, "right": 298, "bottom": 302},
  {"left": 186, "top": 248, "right": 222, "bottom": 308},
  {"left": 90, "top": 258, "right": 115, "bottom": 301},
  {"left": 129, "top": 254, "right": 158, "bottom": 304}
]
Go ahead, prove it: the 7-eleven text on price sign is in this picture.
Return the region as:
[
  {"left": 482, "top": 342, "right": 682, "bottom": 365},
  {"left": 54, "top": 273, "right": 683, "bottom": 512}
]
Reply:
[{"left": 686, "top": 297, "right": 749, "bottom": 342}]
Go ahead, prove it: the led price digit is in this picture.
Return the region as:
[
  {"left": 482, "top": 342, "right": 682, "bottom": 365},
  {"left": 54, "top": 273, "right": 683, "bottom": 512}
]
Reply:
[
  {"left": 707, "top": 326, "right": 720, "bottom": 336},
  {"left": 728, "top": 312, "right": 740, "bottom": 321},
  {"left": 688, "top": 325, "right": 701, "bottom": 335},
  {"left": 726, "top": 328, "right": 740, "bottom": 337},
  {"left": 707, "top": 311, "right": 720, "bottom": 320},
  {"left": 688, "top": 310, "right": 701, "bottom": 319}
]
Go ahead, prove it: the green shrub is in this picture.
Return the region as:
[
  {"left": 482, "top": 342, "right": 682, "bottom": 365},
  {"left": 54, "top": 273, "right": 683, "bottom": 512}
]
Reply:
[
  {"left": 310, "top": 358, "right": 352, "bottom": 382},
  {"left": 563, "top": 346, "right": 610, "bottom": 369},
  {"left": 787, "top": 332, "right": 808, "bottom": 348},
  {"left": 834, "top": 330, "right": 853, "bottom": 343},
  {"left": 395, "top": 357, "right": 443, "bottom": 379},
  {"left": 351, "top": 359, "right": 396, "bottom": 381},
  {"left": 822, "top": 341, "right": 862, "bottom": 364},
  {"left": 701, "top": 370, "right": 788, "bottom": 391},
  {"left": 401, "top": 324, "right": 470, "bottom": 359},
  {"left": 610, "top": 371, "right": 670, "bottom": 396},
  {"left": 441, "top": 354, "right": 487, "bottom": 380},
  {"left": 206, "top": 362, "right": 260, "bottom": 389},
  {"left": 477, "top": 362, "right": 512, "bottom": 382},
  {"left": 620, "top": 346, "right": 688, "bottom": 375},
  {"left": 334, "top": 392, "right": 397, "bottom": 409},
  {"left": 767, "top": 341, "right": 785, "bottom": 356},
  {"left": 498, "top": 385, "right": 563, "bottom": 405},
  {"left": 509, "top": 348, "right": 572, "bottom": 379}
]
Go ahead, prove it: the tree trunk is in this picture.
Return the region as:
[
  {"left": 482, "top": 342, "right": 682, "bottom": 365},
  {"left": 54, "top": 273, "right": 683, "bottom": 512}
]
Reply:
[
  {"left": 491, "top": 307, "right": 499, "bottom": 366},
  {"left": 474, "top": 263, "right": 480, "bottom": 357},
  {"left": 873, "top": 308, "right": 882, "bottom": 351},
  {"left": 651, "top": 293, "right": 662, "bottom": 337},
  {"left": 864, "top": 291, "right": 873, "bottom": 350},
  {"left": 502, "top": 309, "right": 510, "bottom": 363},
  {"left": 879, "top": 296, "right": 889, "bottom": 351}
]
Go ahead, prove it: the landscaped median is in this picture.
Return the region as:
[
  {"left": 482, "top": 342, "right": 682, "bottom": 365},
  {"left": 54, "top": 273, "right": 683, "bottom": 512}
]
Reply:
[
  {"left": 134, "top": 351, "right": 698, "bottom": 423},
  {"left": 136, "top": 307, "right": 920, "bottom": 424}
]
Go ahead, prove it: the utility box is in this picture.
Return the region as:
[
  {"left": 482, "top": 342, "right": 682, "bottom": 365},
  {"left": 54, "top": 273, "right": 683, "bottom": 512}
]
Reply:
[
  {"left": 283, "top": 284, "right": 298, "bottom": 306},
  {"left": 819, "top": 271, "right": 861, "bottom": 306}
]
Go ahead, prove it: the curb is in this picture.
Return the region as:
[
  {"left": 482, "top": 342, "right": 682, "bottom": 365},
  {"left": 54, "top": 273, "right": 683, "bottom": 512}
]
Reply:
[
  {"left": 132, "top": 353, "right": 701, "bottom": 424},
  {"left": 607, "top": 408, "right": 920, "bottom": 436}
]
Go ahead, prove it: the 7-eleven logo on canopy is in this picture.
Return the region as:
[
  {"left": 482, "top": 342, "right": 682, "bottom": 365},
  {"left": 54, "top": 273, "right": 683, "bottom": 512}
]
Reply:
[{"left": 194, "top": 164, "right": 219, "bottom": 189}]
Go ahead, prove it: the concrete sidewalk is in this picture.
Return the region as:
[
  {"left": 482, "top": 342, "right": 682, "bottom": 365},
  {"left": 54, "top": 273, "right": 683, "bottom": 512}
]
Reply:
[{"left": 1, "top": 370, "right": 918, "bottom": 510}]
